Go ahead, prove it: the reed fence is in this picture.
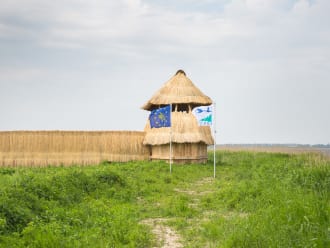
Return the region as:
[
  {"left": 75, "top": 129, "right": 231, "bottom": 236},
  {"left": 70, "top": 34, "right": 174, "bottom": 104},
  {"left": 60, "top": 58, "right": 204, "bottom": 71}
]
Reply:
[{"left": 0, "top": 131, "right": 150, "bottom": 167}]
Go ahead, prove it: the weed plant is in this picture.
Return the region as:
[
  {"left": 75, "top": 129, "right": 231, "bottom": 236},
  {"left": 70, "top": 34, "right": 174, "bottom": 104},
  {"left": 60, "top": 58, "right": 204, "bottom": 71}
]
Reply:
[{"left": 0, "top": 151, "right": 328, "bottom": 247}]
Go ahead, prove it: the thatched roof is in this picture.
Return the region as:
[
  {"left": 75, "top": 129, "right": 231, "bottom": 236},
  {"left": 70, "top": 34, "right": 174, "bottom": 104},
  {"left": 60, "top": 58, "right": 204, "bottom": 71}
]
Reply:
[
  {"left": 143, "top": 111, "right": 214, "bottom": 145},
  {"left": 142, "top": 70, "right": 212, "bottom": 111}
]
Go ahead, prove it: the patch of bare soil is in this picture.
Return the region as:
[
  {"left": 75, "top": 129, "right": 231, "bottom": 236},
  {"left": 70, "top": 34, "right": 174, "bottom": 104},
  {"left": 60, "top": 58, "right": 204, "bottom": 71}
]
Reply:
[
  {"left": 194, "top": 177, "right": 214, "bottom": 186},
  {"left": 141, "top": 218, "right": 183, "bottom": 248},
  {"left": 174, "top": 188, "right": 214, "bottom": 196},
  {"left": 174, "top": 177, "right": 215, "bottom": 196}
]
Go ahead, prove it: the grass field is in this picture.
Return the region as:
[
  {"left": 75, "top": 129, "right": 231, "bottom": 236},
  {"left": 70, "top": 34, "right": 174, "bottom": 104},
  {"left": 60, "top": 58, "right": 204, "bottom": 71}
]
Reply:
[
  {"left": 216, "top": 145, "right": 330, "bottom": 159},
  {"left": 0, "top": 151, "right": 329, "bottom": 247}
]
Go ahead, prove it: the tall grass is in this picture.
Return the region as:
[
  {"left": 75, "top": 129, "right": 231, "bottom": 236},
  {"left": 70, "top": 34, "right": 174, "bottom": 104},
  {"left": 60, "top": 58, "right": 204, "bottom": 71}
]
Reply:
[
  {"left": 195, "top": 152, "right": 329, "bottom": 247},
  {"left": 0, "top": 151, "right": 328, "bottom": 247}
]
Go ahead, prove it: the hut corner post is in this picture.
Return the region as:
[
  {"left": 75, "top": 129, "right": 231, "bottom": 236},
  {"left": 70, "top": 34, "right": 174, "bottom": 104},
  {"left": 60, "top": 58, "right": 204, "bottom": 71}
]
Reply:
[{"left": 213, "top": 102, "right": 217, "bottom": 178}]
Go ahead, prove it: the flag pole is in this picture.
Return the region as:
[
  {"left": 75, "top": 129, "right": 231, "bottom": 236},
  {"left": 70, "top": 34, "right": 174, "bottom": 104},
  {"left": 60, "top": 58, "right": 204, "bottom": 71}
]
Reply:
[
  {"left": 170, "top": 103, "right": 172, "bottom": 173},
  {"left": 213, "top": 102, "right": 216, "bottom": 178}
]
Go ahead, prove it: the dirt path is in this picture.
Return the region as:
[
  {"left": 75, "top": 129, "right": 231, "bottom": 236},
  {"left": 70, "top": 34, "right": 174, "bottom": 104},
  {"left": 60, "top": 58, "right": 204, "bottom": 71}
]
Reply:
[
  {"left": 140, "top": 177, "right": 215, "bottom": 247},
  {"left": 141, "top": 218, "right": 183, "bottom": 248}
]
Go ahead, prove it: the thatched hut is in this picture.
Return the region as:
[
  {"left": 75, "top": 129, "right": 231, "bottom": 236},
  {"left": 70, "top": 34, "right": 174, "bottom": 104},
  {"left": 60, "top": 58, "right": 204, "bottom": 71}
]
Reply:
[{"left": 142, "top": 70, "right": 214, "bottom": 163}]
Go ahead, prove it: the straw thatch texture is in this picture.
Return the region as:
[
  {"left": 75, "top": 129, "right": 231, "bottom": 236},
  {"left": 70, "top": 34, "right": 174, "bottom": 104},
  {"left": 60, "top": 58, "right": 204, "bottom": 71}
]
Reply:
[
  {"left": 142, "top": 70, "right": 212, "bottom": 111},
  {"left": 0, "top": 131, "right": 149, "bottom": 167},
  {"left": 151, "top": 143, "right": 208, "bottom": 164},
  {"left": 143, "top": 111, "right": 214, "bottom": 146}
]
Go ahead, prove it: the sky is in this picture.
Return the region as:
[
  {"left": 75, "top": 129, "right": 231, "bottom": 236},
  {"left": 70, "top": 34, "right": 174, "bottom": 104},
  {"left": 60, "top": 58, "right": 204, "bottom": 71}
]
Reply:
[{"left": 0, "top": 0, "right": 329, "bottom": 144}]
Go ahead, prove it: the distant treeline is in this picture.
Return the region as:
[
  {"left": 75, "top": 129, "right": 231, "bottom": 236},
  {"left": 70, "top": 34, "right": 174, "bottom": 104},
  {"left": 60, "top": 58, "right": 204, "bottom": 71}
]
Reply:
[{"left": 218, "top": 144, "right": 330, "bottom": 148}]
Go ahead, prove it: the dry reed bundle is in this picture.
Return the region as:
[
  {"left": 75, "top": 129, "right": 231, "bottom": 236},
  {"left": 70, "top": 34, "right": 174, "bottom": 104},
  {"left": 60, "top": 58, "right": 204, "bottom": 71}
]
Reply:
[{"left": 142, "top": 70, "right": 212, "bottom": 111}]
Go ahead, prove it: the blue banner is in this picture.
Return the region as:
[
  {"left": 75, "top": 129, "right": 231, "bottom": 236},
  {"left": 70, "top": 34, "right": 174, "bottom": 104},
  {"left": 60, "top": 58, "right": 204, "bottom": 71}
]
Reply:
[{"left": 149, "top": 105, "right": 171, "bottom": 128}]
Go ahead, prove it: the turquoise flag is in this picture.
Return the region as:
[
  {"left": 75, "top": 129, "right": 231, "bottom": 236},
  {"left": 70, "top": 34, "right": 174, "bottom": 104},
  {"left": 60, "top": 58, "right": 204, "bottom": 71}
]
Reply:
[{"left": 192, "top": 105, "right": 213, "bottom": 126}]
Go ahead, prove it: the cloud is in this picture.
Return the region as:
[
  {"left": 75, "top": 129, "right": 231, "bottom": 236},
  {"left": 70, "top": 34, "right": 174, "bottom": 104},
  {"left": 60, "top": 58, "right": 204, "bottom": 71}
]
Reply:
[
  {"left": 0, "top": 67, "right": 46, "bottom": 82},
  {"left": 0, "top": 0, "right": 329, "bottom": 142},
  {"left": 1, "top": 0, "right": 329, "bottom": 80},
  {"left": 1, "top": 0, "right": 328, "bottom": 56}
]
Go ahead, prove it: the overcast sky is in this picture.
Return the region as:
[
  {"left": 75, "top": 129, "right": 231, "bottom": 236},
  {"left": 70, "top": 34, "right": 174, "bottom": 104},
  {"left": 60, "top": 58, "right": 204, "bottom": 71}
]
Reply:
[{"left": 0, "top": 0, "right": 329, "bottom": 144}]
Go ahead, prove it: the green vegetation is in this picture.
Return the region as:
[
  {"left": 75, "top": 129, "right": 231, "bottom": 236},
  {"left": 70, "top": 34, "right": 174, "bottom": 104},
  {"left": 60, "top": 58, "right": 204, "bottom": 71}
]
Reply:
[{"left": 0, "top": 151, "right": 329, "bottom": 247}]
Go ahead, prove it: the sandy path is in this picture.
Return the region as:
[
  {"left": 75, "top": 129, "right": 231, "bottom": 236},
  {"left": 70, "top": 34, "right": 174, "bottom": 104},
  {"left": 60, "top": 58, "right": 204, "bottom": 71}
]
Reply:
[{"left": 141, "top": 218, "right": 183, "bottom": 248}]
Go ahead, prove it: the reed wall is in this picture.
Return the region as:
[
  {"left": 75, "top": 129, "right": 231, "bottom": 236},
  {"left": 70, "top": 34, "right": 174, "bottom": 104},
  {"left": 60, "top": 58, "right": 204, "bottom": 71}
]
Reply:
[
  {"left": 150, "top": 142, "right": 208, "bottom": 164},
  {"left": 0, "top": 131, "right": 150, "bottom": 166}
]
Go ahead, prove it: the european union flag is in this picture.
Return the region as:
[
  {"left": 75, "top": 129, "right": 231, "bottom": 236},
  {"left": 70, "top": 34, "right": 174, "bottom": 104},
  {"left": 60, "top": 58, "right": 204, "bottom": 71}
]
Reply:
[{"left": 149, "top": 105, "right": 171, "bottom": 128}]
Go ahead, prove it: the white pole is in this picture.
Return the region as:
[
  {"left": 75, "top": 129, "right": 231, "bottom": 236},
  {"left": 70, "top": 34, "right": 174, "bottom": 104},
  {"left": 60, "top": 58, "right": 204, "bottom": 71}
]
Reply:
[
  {"left": 213, "top": 102, "right": 216, "bottom": 178},
  {"left": 170, "top": 104, "right": 172, "bottom": 173}
]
